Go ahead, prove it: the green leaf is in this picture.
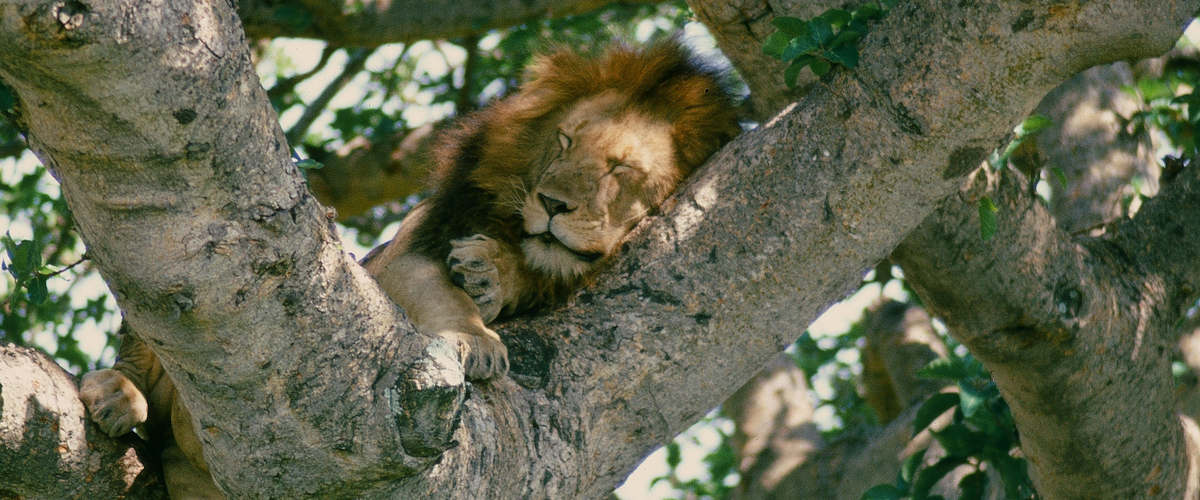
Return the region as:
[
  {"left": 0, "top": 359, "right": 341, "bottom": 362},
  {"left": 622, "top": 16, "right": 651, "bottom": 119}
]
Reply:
[
  {"left": 832, "top": 29, "right": 864, "bottom": 48},
  {"left": 295, "top": 159, "right": 324, "bottom": 170},
  {"left": 991, "top": 453, "right": 1031, "bottom": 499},
  {"left": 913, "top": 392, "right": 960, "bottom": 435},
  {"left": 916, "top": 357, "right": 968, "bottom": 381},
  {"left": 854, "top": 3, "right": 884, "bottom": 21},
  {"left": 826, "top": 44, "right": 859, "bottom": 69},
  {"left": 665, "top": 440, "right": 681, "bottom": 468},
  {"left": 932, "top": 423, "right": 986, "bottom": 456},
  {"left": 2, "top": 232, "right": 17, "bottom": 262},
  {"left": 762, "top": 31, "right": 794, "bottom": 59},
  {"left": 821, "top": 8, "right": 852, "bottom": 28},
  {"left": 860, "top": 484, "right": 903, "bottom": 500},
  {"left": 1171, "top": 92, "right": 1200, "bottom": 107},
  {"left": 958, "top": 383, "right": 987, "bottom": 417},
  {"left": 0, "top": 82, "right": 15, "bottom": 112},
  {"left": 1137, "top": 77, "right": 1174, "bottom": 102},
  {"left": 979, "top": 196, "right": 999, "bottom": 241},
  {"left": 900, "top": 447, "right": 928, "bottom": 487},
  {"left": 1016, "top": 114, "right": 1052, "bottom": 136},
  {"left": 784, "top": 56, "right": 816, "bottom": 88},
  {"left": 9, "top": 240, "right": 41, "bottom": 280},
  {"left": 771, "top": 16, "right": 807, "bottom": 35},
  {"left": 959, "top": 471, "right": 989, "bottom": 500},
  {"left": 809, "top": 58, "right": 832, "bottom": 77},
  {"left": 782, "top": 36, "right": 819, "bottom": 62},
  {"left": 911, "top": 456, "right": 968, "bottom": 500},
  {"left": 809, "top": 17, "right": 834, "bottom": 46},
  {"left": 1050, "top": 166, "right": 1067, "bottom": 187},
  {"left": 27, "top": 275, "right": 48, "bottom": 305}
]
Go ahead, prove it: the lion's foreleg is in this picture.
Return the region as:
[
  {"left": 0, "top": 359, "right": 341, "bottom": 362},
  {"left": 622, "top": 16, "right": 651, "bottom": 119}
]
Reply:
[{"left": 374, "top": 253, "right": 509, "bottom": 380}]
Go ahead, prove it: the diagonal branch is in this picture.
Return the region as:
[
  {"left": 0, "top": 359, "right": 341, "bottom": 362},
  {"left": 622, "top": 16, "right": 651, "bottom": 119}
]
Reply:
[{"left": 892, "top": 161, "right": 1200, "bottom": 497}]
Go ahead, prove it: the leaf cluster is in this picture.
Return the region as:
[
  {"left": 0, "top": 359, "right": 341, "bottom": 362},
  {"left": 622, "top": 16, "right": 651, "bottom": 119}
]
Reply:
[
  {"left": 860, "top": 354, "right": 1037, "bottom": 500},
  {"left": 646, "top": 414, "right": 738, "bottom": 500},
  {"left": 1, "top": 166, "right": 112, "bottom": 372},
  {"left": 1123, "top": 57, "right": 1200, "bottom": 157},
  {"left": 762, "top": 3, "right": 893, "bottom": 86}
]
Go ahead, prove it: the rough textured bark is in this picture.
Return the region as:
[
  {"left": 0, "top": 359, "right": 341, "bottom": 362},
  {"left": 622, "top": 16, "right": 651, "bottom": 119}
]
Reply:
[
  {"left": 236, "top": 0, "right": 656, "bottom": 46},
  {"left": 893, "top": 162, "right": 1200, "bottom": 498},
  {"left": 1031, "top": 62, "right": 1152, "bottom": 233},
  {"left": 0, "top": 344, "right": 168, "bottom": 499},
  {"left": 1, "top": 0, "right": 1197, "bottom": 498}
]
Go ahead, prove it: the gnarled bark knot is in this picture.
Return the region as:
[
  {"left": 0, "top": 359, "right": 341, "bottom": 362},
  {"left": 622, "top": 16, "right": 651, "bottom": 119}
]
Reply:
[{"left": 387, "top": 341, "right": 468, "bottom": 458}]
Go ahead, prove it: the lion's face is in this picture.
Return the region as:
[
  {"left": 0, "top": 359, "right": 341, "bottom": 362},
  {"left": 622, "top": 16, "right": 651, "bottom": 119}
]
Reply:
[{"left": 521, "top": 92, "right": 678, "bottom": 280}]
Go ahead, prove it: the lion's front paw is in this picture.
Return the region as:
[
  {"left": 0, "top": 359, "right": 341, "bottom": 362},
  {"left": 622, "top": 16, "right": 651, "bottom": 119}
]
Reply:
[
  {"left": 448, "top": 234, "right": 504, "bottom": 323},
  {"left": 79, "top": 368, "right": 148, "bottom": 438},
  {"left": 442, "top": 327, "right": 509, "bottom": 381}
]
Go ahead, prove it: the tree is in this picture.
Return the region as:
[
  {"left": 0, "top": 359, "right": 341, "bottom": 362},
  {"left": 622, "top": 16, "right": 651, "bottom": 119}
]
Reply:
[{"left": 1, "top": 0, "right": 1198, "bottom": 499}]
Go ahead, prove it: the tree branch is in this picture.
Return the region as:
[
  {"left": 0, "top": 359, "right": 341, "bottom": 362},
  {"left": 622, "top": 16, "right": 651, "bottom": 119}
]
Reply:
[
  {"left": 236, "top": 0, "right": 657, "bottom": 47},
  {"left": 0, "top": 344, "right": 168, "bottom": 499},
  {"left": 892, "top": 161, "right": 1200, "bottom": 497},
  {"left": 285, "top": 47, "right": 374, "bottom": 145}
]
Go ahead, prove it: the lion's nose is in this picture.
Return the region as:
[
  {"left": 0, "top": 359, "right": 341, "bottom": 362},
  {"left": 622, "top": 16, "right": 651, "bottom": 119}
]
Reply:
[{"left": 539, "top": 193, "right": 573, "bottom": 216}]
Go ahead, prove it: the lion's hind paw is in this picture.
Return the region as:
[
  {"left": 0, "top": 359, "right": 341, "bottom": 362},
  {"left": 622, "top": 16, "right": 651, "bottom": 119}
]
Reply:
[{"left": 79, "top": 368, "right": 149, "bottom": 438}]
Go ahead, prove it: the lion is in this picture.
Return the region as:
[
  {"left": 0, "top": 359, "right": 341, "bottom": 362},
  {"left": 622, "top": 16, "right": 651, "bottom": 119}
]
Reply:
[
  {"left": 362, "top": 40, "right": 741, "bottom": 380},
  {"left": 79, "top": 324, "right": 223, "bottom": 499},
  {"left": 78, "top": 40, "right": 739, "bottom": 499}
]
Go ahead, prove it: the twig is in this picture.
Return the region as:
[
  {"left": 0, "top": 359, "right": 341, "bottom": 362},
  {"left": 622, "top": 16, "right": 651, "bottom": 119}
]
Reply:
[{"left": 285, "top": 47, "right": 375, "bottom": 146}]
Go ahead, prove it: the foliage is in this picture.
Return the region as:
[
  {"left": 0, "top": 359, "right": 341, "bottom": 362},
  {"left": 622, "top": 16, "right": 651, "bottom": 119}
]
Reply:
[
  {"left": 978, "top": 114, "right": 1054, "bottom": 240},
  {"left": 1122, "top": 56, "right": 1200, "bottom": 157},
  {"left": 860, "top": 351, "right": 1038, "bottom": 500},
  {"left": 793, "top": 326, "right": 878, "bottom": 437},
  {"left": 762, "top": 2, "right": 895, "bottom": 86},
  {"left": 645, "top": 413, "right": 739, "bottom": 500},
  {"left": 1, "top": 165, "right": 114, "bottom": 373}
]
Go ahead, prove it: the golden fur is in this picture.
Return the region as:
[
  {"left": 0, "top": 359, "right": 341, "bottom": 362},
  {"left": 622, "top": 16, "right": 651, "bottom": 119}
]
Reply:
[
  {"left": 79, "top": 325, "right": 223, "bottom": 499},
  {"left": 363, "top": 41, "right": 741, "bottom": 380}
]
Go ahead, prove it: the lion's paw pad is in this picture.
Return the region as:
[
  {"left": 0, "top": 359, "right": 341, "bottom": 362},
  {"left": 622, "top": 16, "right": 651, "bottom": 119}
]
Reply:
[{"left": 79, "top": 369, "right": 148, "bottom": 438}]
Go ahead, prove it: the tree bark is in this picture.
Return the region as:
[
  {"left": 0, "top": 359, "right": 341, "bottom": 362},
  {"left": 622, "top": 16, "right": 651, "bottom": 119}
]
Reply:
[
  {"left": 1, "top": 0, "right": 1196, "bottom": 498},
  {"left": 236, "top": 0, "right": 657, "bottom": 46},
  {"left": 0, "top": 344, "right": 168, "bottom": 499},
  {"left": 892, "top": 162, "right": 1200, "bottom": 498}
]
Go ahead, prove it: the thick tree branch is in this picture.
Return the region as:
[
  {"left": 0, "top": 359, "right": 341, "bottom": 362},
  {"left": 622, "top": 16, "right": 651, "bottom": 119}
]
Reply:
[
  {"left": 893, "top": 161, "right": 1200, "bottom": 497},
  {"left": 1, "top": 0, "right": 1196, "bottom": 498},
  {"left": 236, "top": 0, "right": 657, "bottom": 47},
  {"left": 0, "top": 344, "right": 167, "bottom": 499}
]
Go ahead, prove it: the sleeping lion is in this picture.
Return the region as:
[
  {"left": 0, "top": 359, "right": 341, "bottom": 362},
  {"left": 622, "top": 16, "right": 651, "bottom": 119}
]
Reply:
[
  {"left": 362, "top": 40, "right": 741, "bottom": 380},
  {"left": 78, "top": 40, "right": 739, "bottom": 498}
]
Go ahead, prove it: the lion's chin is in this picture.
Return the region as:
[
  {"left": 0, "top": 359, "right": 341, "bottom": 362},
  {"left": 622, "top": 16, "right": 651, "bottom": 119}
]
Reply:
[
  {"left": 535, "top": 233, "right": 603, "bottom": 262},
  {"left": 521, "top": 234, "right": 601, "bottom": 279}
]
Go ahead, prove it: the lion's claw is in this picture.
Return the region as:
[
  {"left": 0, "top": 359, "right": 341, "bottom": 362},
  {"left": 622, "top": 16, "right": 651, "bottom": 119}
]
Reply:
[
  {"left": 448, "top": 235, "right": 505, "bottom": 323},
  {"left": 444, "top": 327, "right": 509, "bottom": 380}
]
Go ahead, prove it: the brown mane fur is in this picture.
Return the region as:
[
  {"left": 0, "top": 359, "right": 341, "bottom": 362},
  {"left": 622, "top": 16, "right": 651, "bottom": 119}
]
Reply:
[{"left": 405, "top": 40, "right": 740, "bottom": 315}]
